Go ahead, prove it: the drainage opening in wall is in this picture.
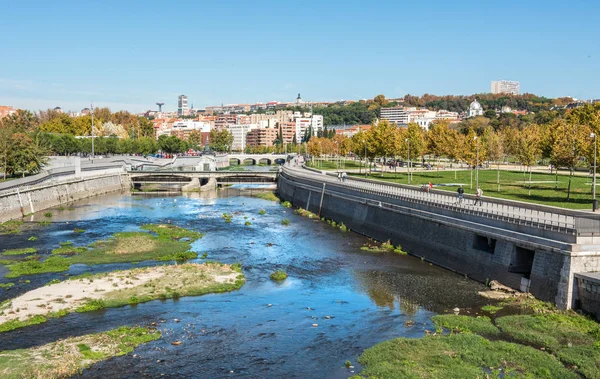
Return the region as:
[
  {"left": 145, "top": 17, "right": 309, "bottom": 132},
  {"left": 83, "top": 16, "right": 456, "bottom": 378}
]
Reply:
[
  {"left": 509, "top": 246, "right": 535, "bottom": 279},
  {"left": 200, "top": 178, "right": 209, "bottom": 186},
  {"left": 473, "top": 234, "right": 496, "bottom": 254}
]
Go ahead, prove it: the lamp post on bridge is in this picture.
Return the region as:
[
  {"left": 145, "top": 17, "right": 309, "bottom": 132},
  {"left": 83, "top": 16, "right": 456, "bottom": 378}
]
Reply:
[
  {"left": 474, "top": 135, "right": 479, "bottom": 190},
  {"left": 405, "top": 138, "right": 411, "bottom": 184},
  {"left": 592, "top": 132, "right": 598, "bottom": 211}
]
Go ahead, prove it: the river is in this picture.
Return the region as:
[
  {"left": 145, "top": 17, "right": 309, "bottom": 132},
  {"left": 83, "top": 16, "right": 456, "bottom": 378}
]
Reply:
[{"left": 0, "top": 187, "right": 490, "bottom": 378}]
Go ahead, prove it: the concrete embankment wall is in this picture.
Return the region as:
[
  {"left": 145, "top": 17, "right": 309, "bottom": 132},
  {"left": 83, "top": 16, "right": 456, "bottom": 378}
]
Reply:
[
  {"left": 0, "top": 174, "right": 129, "bottom": 223},
  {"left": 277, "top": 171, "right": 600, "bottom": 311}
]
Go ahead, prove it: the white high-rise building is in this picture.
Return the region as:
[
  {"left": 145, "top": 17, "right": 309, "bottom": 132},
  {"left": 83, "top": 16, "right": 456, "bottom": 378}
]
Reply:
[
  {"left": 177, "top": 95, "right": 189, "bottom": 116},
  {"left": 491, "top": 80, "right": 520, "bottom": 95},
  {"left": 295, "top": 115, "right": 323, "bottom": 142},
  {"left": 380, "top": 106, "right": 410, "bottom": 126},
  {"left": 227, "top": 124, "right": 257, "bottom": 151}
]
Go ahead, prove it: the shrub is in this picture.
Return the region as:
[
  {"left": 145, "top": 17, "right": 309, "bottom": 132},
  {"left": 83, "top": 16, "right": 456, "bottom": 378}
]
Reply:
[
  {"left": 270, "top": 270, "right": 288, "bottom": 281},
  {"left": 281, "top": 201, "right": 292, "bottom": 208},
  {"left": 281, "top": 219, "right": 290, "bottom": 226},
  {"left": 44, "top": 212, "right": 53, "bottom": 218},
  {"left": 259, "top": 209, "right": 266, "bottom": 215}
]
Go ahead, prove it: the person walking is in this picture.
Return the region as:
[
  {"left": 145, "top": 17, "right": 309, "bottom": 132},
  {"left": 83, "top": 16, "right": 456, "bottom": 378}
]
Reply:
[
  {"left": 342, "top": 172, "right": 347, "bottom": 182},
  {"left": 457, "top": 185, "right": 464, "bottom": 204},
  {"left": 474, "top": 186, "right": 483, "bottom": 206}
]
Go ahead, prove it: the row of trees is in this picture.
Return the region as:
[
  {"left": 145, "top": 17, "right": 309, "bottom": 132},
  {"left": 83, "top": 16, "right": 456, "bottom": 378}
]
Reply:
[{"left": 301, "top": 103, "right": 600, "bottom": 200}]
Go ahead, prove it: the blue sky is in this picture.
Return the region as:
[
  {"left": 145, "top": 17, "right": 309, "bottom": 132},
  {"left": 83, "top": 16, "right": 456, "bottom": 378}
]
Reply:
[{"left": 1, "top": 0, "right": 598, "bottom": 113}]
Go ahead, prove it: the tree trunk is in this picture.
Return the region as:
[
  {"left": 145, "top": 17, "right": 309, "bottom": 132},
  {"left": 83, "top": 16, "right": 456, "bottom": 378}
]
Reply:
[
  {"left": 567, "top": 168, "right": 573, "bottom": 201},
  {"left": 528, "top": 167, "right": 532, "bottom": 196},
  {"left": 555, "top": 169, "right": 558, "bottom": 190},
  {"left": 497, "top": 163, "right": 500, "bottom": 192},
  {"left": 470, "top": 168, "right": 473, "bottom": 189}
]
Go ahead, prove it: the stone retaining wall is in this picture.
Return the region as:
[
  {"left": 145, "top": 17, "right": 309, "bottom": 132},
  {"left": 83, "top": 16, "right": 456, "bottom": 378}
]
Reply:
[{"left": 0, "top": 174, "right": 129, "bottom": 223}]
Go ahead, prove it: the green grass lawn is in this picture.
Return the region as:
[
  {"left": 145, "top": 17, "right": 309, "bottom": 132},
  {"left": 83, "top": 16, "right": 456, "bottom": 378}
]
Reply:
[
  {"left": 306, "top": 159, "right": 364, "bottom": 170},
  {"left": 348, "top": 169, "right": 597, "bottom": 210}
]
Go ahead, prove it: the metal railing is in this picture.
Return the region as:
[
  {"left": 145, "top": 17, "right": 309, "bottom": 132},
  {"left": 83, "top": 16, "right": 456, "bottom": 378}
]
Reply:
[{"left": 282, "top": 166, "right": 590, "bottom": 236}]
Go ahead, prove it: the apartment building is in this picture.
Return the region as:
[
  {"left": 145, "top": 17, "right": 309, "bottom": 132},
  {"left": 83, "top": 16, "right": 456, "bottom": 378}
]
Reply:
[
  {"left": 246, "top": 127, "right": 279, "bottom": 147},
  {"left": 491, "top": 80, "right": 520, "bottom": 95},
  {"left": 0, "top": 106, "right": 16, "bottom": 119},
  {"left": 380, "top": 106, "right": 410, "bottom": 126},
  {"left": 294, "top": 115, "right": 323, "bottom": 142}
]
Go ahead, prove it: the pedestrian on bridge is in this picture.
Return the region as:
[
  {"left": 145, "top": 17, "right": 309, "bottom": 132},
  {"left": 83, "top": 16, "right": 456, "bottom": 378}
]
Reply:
[
  {"left": 457, "top": 185, "right": 464, "bottom": 204},
  {"left": 474, "top": 186, "right": 483, "bottom": 206}
]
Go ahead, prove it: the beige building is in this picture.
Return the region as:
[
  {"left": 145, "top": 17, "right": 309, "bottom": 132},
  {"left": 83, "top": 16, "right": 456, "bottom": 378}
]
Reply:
[{"left": 491, "top": 80, "right": 520, "bottom": 95}]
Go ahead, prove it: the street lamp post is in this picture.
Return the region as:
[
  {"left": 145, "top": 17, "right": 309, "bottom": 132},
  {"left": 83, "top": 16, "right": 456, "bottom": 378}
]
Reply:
[
  {"left": 363, "top": 140, "right": 367, "bottom": 178},
  {"left": 91, "top": 103, "right": 95, "bottom": 158},
  {"left": 474, "top": 136, "right": 479, "bottom": 189},
  {"left": 405, "top": 138, "right": 411, "bottom": 184},
  {"left": 592, "top": 133, "right": 598, "bottom": 211}
]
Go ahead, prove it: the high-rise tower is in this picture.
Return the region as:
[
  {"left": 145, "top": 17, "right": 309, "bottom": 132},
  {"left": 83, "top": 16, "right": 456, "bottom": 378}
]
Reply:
[{"left": 177, "top": 95, "right": 189, "bottom": 116}]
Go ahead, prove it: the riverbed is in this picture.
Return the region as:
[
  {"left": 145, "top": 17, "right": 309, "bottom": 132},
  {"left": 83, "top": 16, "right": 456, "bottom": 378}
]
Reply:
[{"left": 0, "top": 187, "right": 490, "bottom": 378}]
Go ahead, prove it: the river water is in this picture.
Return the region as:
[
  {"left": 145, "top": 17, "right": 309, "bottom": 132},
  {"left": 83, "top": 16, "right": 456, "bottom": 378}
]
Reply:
[{"left": 0, "top": 187, "right": 490, "bottom": 378}]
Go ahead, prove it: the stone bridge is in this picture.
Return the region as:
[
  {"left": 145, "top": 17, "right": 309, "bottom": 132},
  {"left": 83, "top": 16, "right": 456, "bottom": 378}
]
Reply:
[
  {"left": 227, "top": 154, "right": 288, "bottom": 166},
  {"left": 128, "top": 170, "right": 278, "bottom": 191}
]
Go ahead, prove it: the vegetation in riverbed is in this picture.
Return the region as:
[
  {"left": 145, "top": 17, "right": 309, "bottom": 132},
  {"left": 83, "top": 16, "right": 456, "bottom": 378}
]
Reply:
[
  {"left": 70, "top": 231, "right": 195, "bottom": 265},
  {"left": 222, "top": 213, "right": 233, "bottom": 223},
  {"left": 255, "top": 192, "right": 280, "bottom": 202},
  {"left": 0, "top": 326, "right": 161, "bottom": 378},
  {"left": 0, "top": 283, "right": 14, "bottom": 289},
  {"left": 51, "top": 246, "right": 87, "bottom": 255},
  {"left": 353, "top": 333, "right": 576, "bottom": 379},
  {"left": 0, "top": 220, "right": 23, "bottom": 235},
  {"left": 432, "top": 315, "right": 500, "bottom": 336},
  {"left": 244, "top": 221, "right": 251, "bottom": 226},
  {"left": 73, "top": 228, "right": 85, "bottom": 233},
  {"left": 258, "top": 209, "right": 266, "bottom": 215},
  {"left": 360, "top": 240, "right": 407, "bottom": 255},
  {"left": 38, "top": 220, "right": 50, "bottom": 226},
  {"left": 140, "top": 224, "right": 204, "bottom": 241},
  {"left": 27, "top": 236, "right": 37, "bottom": 241},
  {"left": 281, "top": 219, "right": 290, "bottom": 226},
  {"left": 481, "top": 304, "right": 504, "bottom": 314},
  {"left": 354, "top": 297, "right": 600, "bottom": 379},
  {"left": 270, "top": 270, "right": 288, "bottom": 281},
  {"left": 4, "top": 256, "right": 71, "bottom": 278},
  {"left": 281, "top": 201, "right": 292, "bottom": 208},
  {"left": 293, "top": 207, "right": 318, "bottom": 219},
  {"left": 0, "top": 263, "right": 244, "bottom": 333},
  {"left": 2, "top": 248, "right": 37, "bottom": 256}
]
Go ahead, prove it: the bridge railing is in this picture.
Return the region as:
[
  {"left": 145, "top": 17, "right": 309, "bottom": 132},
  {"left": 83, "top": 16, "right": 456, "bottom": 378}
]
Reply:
[{"left": 282, "top": 167, "right": 588, "bottom": 237}]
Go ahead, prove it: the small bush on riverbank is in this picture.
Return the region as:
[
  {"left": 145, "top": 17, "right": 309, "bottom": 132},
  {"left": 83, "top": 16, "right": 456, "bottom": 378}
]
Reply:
[
  {"left": 0, "top": 326, "right": 160, "bottom": 378},
  {"left": 281, "top": 201, "right": 292, "bottom": 208},
  {"left": 2, "top": 248, "right": 37, "bottom": 256},
  {"left": 293, "top": 208, "right": 318, "bottom": 219},
  {"left": 360, "top": 240, "right": 407, "bottom": 255},
  {"left": 270, "top": 270, "right": 288, "bottom": 281}
]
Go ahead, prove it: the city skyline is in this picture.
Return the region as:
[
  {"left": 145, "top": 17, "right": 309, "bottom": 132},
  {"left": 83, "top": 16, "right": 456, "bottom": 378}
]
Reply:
[{"left": 1, "top": 0, "right": 598, "bottom": 113}]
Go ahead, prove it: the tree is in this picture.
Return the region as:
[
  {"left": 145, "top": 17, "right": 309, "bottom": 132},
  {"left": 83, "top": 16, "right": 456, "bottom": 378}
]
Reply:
[
  {"left": 158, "top": 135, "right": 185, "bottom": 154},
  {"left": 365, "top": 120, "right": 397, "bottom": 173},
  {"left": 549, "top": 119, "right": 591, "bottom": 200},
  {"left": 483, "top": 128, "right": 505, "bottom": 192},
  {"left": 0, "top": 110, "right": 39, "bottom": 132},
  {"left": 209, "top": 129, "right": 234, "bottom": 152},
  {"left": 516, "top": 124, "right": 542, "bottom": 195},
  {"left": 187, "top": 131, "right": 203, "bottom": 150},
  {"left": 5, "top": 133, "right": 48, "bottom": 177}
]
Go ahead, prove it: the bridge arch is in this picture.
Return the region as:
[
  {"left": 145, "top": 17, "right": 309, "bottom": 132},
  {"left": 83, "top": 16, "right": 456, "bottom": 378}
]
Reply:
[
  {"left": 243, "top": 158, "right": 256, "bottom": 165},
  {"left": 274, "top": 158, "right": 285, "bottom": 165},
  {"left": 258, "top": 158, "right": 272, "bottom": 165},
  {"left": 229, "top": 158, "right": 241, "bottom": 166}
]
